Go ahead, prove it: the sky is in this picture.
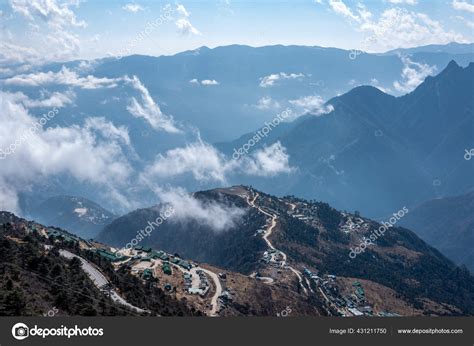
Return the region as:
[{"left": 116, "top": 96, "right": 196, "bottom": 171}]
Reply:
[{"left": 0, "top": 0, "right": 473, "bottom": 65}]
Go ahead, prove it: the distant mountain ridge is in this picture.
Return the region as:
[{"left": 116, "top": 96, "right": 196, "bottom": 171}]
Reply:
[
  {"left": 384, "top": 42, "right": 474, "bottom": 55},
  {"left": 219, "top": 61, "right": 474, "bottom": 218},
  {"left": 28, "top": 196, "right": 116, "bottom": 239}
]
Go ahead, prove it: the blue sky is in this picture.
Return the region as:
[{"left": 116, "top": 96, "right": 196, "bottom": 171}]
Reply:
[{"left": 0, "top": 0, "right": 473, "bottom": 63}]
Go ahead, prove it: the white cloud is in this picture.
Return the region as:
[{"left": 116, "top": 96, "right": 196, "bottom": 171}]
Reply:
[
  {"left": 200, "top": 79, "right": 219, "bottom": 85},
  {"left": 174, "top": 3, "right": 201, "bottom": 35},
  {"left": 393, "top": 56, "right": 437, "bottom": 93},
  {"left": 327, "top": 2, "right": 467, "bottom": 51},
  {"left": 142, "top": 140, "right": 294, "bottom": 183},
  {"left": 452, "top": 0, "right": 474, "bottom": 13},
  {"left": 176, "top": 4, "right": 190, "bottom": 17},
  {"left": 5, "top": 70, "right": 181, "bottom": 133},
  {"left": 360, "top": 8, "right": 467, "bottom": 50},
  {"left": 7, "top": 90, "right": 75, "bottom": 108},
  {"left": 0, "top": 42, "right": 38, "bottom": 65},
  {"left": 5, "top": 66, "right": 121, "bottom": 89},
  {"left": 259, "top": 72, "right": 305, "bottom": 88},
  {"left": 122, "top": 3, "right": 144, "bottom": 13},
  {"left": 357, "top": 3, "right": 372, "bottom": 21},
  {"left": 244, "top": 142, "right": 294, "bottom": 177},
  {"left": 289, "top": 95, "right": 334, "bottom": 117},
  {"left": 84, "top": 117, "right": 131, "bottom": 146},
  {"left": 10, "top": 0, "right": 87, "bottom": 28},
  {"left": 255, "top": 96, "right": 281, "bottom": 110},
  {"left": 189, "top": 78, "right": 220, "bottom": 86},
  {"left": 125, "top": 75, "right": 181, "bottom": 133},
  {"left": 328, "top": 0, "right": 361, "bottom": 22},
  {"left": 154, "top": 186, "right": 246, "bottom": 232},
  {"left": 176, "top": 18, "right": 201, "bottom": 35},
  {"left": 8, "top": 0, "right": 87, "bottom": 63},
  {"left": 0, "top": 91, "right": 132, "bottom": 213},
  {"left": 144, "top": 141, "right": 229, "bottom": 183}
]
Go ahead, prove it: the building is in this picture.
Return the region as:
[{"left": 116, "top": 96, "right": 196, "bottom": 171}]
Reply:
[
  {"left": 142, "top": 268, "right": 153, "bottom": 280},
  {"left": 162, "top": 262, "right": 172, "bottom": 275},
  {"left": 178, "top": 260, "right": 192, "bottom": 270},
  {"left": 95, "top": 249, "right": 122, "bottom": 262}
]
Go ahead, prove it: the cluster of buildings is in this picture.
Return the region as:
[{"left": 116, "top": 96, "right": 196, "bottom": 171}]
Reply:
[
  {"left": 302, "top": 268, "right": 365, "bottom": 316},
  {"left": 340, "top": 213, "right": 369, "bottom": 233},
  {"left": 184, "top": 269, "right": 210, "bottom": 296},
  {"left": 42, "top": 226, "right": 93, "bottom": 248},
  {"left": 286, "top": 201, "right": 314, "bottom": 219},
  {"left": 104, "top": 246, "right": 217, "bottom": 302},
  {"left": 262, "top": 249, "right": 285, "bottom": 267},
  {"left": 301, "top": 268, "right": 400, "bottom": 317}
]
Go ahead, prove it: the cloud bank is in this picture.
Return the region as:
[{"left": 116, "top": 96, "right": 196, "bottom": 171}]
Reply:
[{"left": 155, "top": 186, "right": 246, "bottom": 232}]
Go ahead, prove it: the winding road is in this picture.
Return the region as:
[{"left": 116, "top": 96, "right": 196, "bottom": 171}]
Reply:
[
  {"left": 244, "top": 192, "right": 307, "bottom": 294},
  {"left": 199, "top": 268, "right": 222, "bottom": 316},
  {"left": 59, "top": 250, "right": 148, "bottom": 313}
]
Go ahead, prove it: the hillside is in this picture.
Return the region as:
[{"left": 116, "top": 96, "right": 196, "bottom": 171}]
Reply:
[
  {"left": 0, "top": 212, "right": 129, "bottom": 316},
  {"left": 0, "top": 212, "right": 199, "bottom": 317},
  {"left": 97, "top": 186, "right": 474, "bottom": 316},
  {"left": 399, "top": 191, "right": 474, "bottom": 272}
]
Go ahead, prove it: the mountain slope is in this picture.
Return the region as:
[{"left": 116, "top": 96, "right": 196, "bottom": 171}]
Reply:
[
  {"left": 399, "top": 191, "right": 474, "bottom": 272},
  {"left": 0, "top": 212, "right": 201, "bottom": 317},
  {"left": 28, "top": 196, "right": 116, "bottom": 239},
  {"left": 0, "top": 212, "right": 130, "bottom": 316},
  {"left": 97, "top": 186, "right": 474, "bottom": 316}
]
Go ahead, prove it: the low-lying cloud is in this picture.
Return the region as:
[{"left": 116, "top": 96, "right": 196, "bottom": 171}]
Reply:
[
  {"left": 393, "top": 56, "right": 437, "bottom": 93},
  {"left": 125, "top": 75, "right": 181, "bottom": 133},
  {"left": 6, "top": 90, "right": 76, "bottom": 108},
  {"left": 0, "top": 91, "right": 133, "bottom": 213},
  {"left": 4, "top": 66, "right": 121, "bottom": 89},
  {"left": 141, "top": 139, "right": 295, "bottom": 185},
  {"left": 154, "top": 186, "right": 246, "bottom": 232},
  {"left": 289, "top": 95, "right": 334, "bottom": 118},
  {"left": 259, "top": 72, "right": 305, "bottom": 88}
]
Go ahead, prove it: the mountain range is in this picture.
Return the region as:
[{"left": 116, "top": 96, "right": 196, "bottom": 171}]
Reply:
[
  {"left": 219, "top": 60, "right": 474, "bottom": 218},
  {"left": 2, "top": 43, "right": 473, "bottom": 216},
  {"left": 1, "top": 42, "right": 473, "bottom": 317}
]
